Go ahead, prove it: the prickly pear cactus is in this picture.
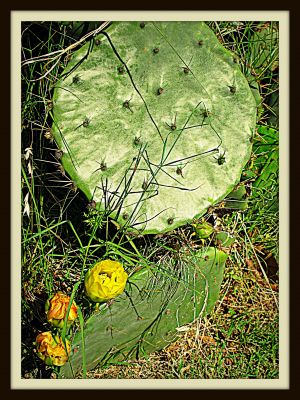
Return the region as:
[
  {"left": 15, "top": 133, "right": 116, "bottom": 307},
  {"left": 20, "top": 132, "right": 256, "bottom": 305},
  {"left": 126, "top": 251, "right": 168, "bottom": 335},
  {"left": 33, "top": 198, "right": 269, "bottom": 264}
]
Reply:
[
  {"left": 60, "top": 247, "right": 227, "bottom": 378},
  {"left": 52, "top": 21, "right": 257, "bottom": 233}
]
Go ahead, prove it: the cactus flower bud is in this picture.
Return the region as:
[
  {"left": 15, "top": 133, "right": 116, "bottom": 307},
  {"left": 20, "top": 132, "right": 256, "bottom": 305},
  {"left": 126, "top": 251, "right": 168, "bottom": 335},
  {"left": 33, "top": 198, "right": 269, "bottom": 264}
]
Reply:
[
  {"left": 45, "top": 292, "right": 78, "bottom": 329},
  {"left": 192, "top": 221, "right": 214, "bottom": 239},
  {"left": 35, "top": 331, "right": 71, "bottom": 367},
  {"left": 84, "top": 259, "right": 128, "bottom": 302}
]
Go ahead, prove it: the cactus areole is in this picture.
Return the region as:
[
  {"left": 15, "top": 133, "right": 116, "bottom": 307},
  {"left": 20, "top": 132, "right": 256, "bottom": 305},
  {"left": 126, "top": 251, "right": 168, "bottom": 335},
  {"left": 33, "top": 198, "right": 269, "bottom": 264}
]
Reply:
[{"left": 52, "top": 21, "right": 257, "bottom": 234}]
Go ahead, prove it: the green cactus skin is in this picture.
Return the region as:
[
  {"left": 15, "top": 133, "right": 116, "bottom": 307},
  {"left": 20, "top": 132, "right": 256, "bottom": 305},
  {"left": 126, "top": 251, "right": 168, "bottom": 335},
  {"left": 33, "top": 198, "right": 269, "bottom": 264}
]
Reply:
[
  {"left": 247, "top": 78, "right": 263, "bottom": 122},
  {"left": 267, "top": 90, "right": 279, "bottom": 129},
  {"left": 192, "top": 221, "right": 214, "bottom": 239},
  {"left": 52, "top": 21, "right": 257, "bottom": 234},
  {"left": 223, "top": 184, "right": 248, "bottom": 210},
  {"left": 215, "top": 231, "right": 235, "bottom": 247},
  {"left": 245, "top": 22, "right": 278, "bottom": 124},
  {"left": 250, "top": 23, "right": 279, "bottom": 74},
  {"left": 60, "top": 247, "right": 227, "bottom": 378},
  {"left": 252, "top": 126, "right": 278, "bottom": 190},
  {"left": 251, "top": 126, "right": 278, "bottom": 213}
]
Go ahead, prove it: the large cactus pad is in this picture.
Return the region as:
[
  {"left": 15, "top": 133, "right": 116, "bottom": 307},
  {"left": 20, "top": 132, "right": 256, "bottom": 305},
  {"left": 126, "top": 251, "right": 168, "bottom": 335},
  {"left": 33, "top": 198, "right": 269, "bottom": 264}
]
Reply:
[
  {"left": 52, "top": 21, "right": 257, "bottom": 234},
  {"left": 60, "top": 247, "right": 227, "bottom": 378}
]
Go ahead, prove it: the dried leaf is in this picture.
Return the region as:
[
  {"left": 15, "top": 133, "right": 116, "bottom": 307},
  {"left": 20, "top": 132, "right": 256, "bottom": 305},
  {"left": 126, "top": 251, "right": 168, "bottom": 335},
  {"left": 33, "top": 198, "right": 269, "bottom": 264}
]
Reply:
[
  {"left": 23, "top": 192, "right": 30, "bottom": 217},
  {"left": 24, "top": 147, "right": 32, "bottom": 160}
]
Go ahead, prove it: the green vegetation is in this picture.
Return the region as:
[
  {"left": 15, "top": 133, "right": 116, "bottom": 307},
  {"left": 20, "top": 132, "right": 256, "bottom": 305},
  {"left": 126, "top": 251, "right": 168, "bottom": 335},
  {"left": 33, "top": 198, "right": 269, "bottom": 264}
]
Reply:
[{"left": 21, "top": 20, "right": 279, "bottom": 380}]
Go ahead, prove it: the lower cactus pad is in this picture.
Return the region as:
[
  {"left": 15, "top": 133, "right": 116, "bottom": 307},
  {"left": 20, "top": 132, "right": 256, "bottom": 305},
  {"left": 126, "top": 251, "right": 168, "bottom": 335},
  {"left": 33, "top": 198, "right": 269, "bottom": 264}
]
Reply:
[{"left": 60, "top": 247, "right": 227, "bottom": 378}]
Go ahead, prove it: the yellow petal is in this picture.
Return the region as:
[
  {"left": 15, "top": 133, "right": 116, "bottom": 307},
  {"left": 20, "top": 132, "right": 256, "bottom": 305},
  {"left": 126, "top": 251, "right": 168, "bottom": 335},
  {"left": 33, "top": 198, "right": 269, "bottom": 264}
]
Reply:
[{"left": 85, "top": 259, "right": 128, "bottom": 302}]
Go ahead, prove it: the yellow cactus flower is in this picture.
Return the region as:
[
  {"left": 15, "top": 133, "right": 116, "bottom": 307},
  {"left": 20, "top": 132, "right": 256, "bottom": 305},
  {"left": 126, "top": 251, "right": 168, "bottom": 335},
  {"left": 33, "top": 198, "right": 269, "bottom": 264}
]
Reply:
[
  {"left": 84, "top": 259, "right": 128, "bottom": 302},
  {"left": 35, "top": 331, "right": 71, "bottom": 367},
  {"left": 46, "top": 292, "right": 78, "bottom": 329}
]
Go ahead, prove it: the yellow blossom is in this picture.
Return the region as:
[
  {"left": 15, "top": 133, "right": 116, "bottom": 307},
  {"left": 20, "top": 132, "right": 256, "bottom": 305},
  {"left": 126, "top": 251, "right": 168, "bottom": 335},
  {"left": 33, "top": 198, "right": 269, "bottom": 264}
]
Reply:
[
  {"left": 46, "top": 292, "right": 78, "bottom": 329},
  {"left": 84, "top": 259, "right": 128, "bottom": 302},
  {"left": 35, "top": 331, "right": 71, "bottom": 367}
]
